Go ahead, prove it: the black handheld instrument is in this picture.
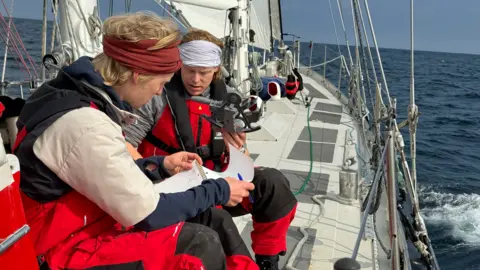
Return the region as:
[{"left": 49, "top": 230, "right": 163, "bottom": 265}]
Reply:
[{"left": 191, "top": 92, "right": 263, "bottom": 133}]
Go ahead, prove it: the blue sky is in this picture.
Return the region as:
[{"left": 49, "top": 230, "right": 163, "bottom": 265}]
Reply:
[{"left": 5, "top": 0, "right": 480, "bottom": 54}]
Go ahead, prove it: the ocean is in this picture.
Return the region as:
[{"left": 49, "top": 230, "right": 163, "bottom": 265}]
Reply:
[{"left": 3, "top": 18, "right": 480, "bottom": 270}]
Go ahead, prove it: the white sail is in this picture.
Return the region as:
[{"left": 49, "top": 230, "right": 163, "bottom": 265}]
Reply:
[
  {"left": 249, "top": 0, "right": 271, "bottom": 50},
  {"left": 170, "top": 0, "right": 237, "bottom": 10},
  {"left": 58, "top": 0, "right": 102, "bottom": 59},
  {"left": 169, "top": 2, "right": 233, "bottom": 40},
  {"left": 167, "top": 0, "right": 283, "bottom": 51},
  {"left": 249, "top": 0, "right": 283, "bottom": 50},
  {"left": 268, "top": 0, "right": 283, "bottom": 42}
]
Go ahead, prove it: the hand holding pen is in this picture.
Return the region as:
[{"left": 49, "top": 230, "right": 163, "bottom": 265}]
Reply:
[
  {"left": 238, "top": 173, "right": 254, "bottom": 204},
  {"left": 223, "top": 175, "right": 255, "bottom": 207}
]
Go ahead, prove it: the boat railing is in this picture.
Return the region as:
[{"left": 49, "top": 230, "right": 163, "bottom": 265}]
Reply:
[
  {"left": 330, "top": 94, "right": 440, "bottom": 269},
  {"left": 0, "top": 79, "right": 39, "bottom": 99},
  {"left": 293, "top": 43, "right": 438, "bottom": 268}
]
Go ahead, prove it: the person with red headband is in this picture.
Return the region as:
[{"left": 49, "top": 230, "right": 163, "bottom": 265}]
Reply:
[
  {"left": 13, "top": 13, "right": 257, "bottom": 270},
  {"left": 124, "top": 29, "right": 298, "bottom": 270}
]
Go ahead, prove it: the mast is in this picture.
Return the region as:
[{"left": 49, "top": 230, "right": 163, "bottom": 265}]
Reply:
[
  {"left": 268, "top": 0, "right": 274, "bottom": 52},
  {"left": 278, "top": 0, "right": 284, "bottom": 41},
  {"left": 165, "top": 0, "right": 251, "bottom": 94},
  {"left": 233, "top": 0, "right": 250, "bottom": 94},
  {"left": 44, "top": 0, "right": 102, "bottom": 72},
  {"left": 269, "top": 0, "right": 284, "bottom": 52},
  {"left": 41, "top": 0, "right": 47, "bottom": 81}
]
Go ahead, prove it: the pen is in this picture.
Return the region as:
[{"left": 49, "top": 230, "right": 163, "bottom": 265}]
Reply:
[{"left": 237, "top": 173, "right": 254, "bottom": 204}]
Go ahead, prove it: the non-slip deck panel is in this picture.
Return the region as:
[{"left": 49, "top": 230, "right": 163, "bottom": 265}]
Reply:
[
  {"left": 298, "top": 126, "right": 338, "bottom": 144},
  {"left": 314, "top": 102, "right": 343, "bottom": 114},
  {"left": 240, "top": 223, "right": 317, "bottom": 270},
  {"left": 250, "top": 153, "right": 260, "bottom": 162},
  {"left": 303, "top": 83, "right": 327, "bottom": 99},
  {"left": 309, "top": 111, "right": 342, "bottom": 125},
  {"left": 287, "top": 141, "right": 335, "bottom": 163},
  {"left": 280, "top": 169, "right": 329, "bottom": 204}
]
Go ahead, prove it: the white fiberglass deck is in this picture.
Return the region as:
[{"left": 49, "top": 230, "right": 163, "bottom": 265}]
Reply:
[{"left": 235, "top": 74, "right": 374, "bottom": 269}]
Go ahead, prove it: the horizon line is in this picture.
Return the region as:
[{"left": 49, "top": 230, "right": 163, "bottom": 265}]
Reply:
[{"left": 7, "top": 15, "right": 479, "bottom": 56}]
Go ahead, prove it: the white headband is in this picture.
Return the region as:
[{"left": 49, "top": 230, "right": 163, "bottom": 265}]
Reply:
[{"left": 179, "top": 40, "right": 222, "bottom": 67}]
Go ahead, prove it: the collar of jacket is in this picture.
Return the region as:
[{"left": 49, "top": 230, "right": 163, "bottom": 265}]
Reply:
[{"left": 80, "top": 80, "right": 139, "bottom": 127}]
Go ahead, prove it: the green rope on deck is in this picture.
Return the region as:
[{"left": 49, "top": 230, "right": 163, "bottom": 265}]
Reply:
[{"left": 293, "top": 104, "right": 314, "bottom": 196}]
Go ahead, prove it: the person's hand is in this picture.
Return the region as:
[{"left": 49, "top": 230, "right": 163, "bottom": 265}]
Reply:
[
  {"left": 163, "top": 152, "right": 203, "bottom": 176},
  {"left": 222, "top": 131, "right": 246, "bottom": 151},
  {"left": 223, "top": 177, "right": 254, "bottom": 207}
]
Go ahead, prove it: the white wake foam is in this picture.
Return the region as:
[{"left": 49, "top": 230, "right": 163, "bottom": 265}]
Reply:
[{"left": 420, "top": 186, "right": 480, "bottom": 244}]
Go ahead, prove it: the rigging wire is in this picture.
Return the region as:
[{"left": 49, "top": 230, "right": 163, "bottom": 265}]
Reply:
[
  {"left": 336, "top": 0, "right": 354, "bottom": 68},
  {"left": 0, "top": 0, "right": 39, "bottom": 77}
]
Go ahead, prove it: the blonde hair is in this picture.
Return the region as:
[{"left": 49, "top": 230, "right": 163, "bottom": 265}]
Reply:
[
  {"left": 92, "top": 12, "right": 181, "bottom": 87},
  {"left": 181, "top": 28, "right": 223, "bottom": 80}
]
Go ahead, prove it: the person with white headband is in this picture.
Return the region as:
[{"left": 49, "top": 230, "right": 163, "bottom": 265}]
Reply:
[{"left": 124, "top": 29, "right": 298, "bottom": 270}]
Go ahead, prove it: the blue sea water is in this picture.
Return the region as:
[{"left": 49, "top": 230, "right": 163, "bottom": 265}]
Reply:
[
  {"left": 301, "top": 43, "right": 480, "bottom": 270},
  {"left": 2, "top": 18, "right": 480, "bottom": 270}
]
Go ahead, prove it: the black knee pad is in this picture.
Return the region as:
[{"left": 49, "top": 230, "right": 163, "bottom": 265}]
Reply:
[
  {"left": 175, "top": 222, "right": 226, "bottom": 269},
  {"left": 253, "top": 167, "right": 291, "bottom": 190},
  {"left": 179, "top": 222, "right": 222, "bottom": 250},
  {"left": 251, "top": 167, "right": 297, "bottom": 222}
]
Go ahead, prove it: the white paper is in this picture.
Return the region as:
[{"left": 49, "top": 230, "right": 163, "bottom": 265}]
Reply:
[
  {"left": 153, "top": 160, "right": 204, "bottom": 194},
  {"left": 203, "top": 142, "right": 255, "bottom": 181},
  {"left": 153, "top": 143, "right": 254, "bottom": 194}
]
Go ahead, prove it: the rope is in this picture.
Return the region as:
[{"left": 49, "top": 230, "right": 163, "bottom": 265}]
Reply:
[
  {"left": 88, "top": 8, "right": 102, "bottom": 41},
  {"left": 0, "top": 28, "right": 28, "bottom": 79},
  {"left": 336, "top": 0, "right": 354, "bottom": 67},
  {"left": 298, "top": 55, "right": 342, "bottom": 69},
  {"left": 1, "top": 0, "right": 14, "bottom": 85},
  {"left": 282, "top": 50, "right": 294, "bottom": 76},
  {"left": 352, "top": 0, "right": 374, "bottom": 113},
  {"left": 154, "top": 1, "right": 189, "bottom": 29},
  {"left": 49, "top": 0, "right": 65, "bottom": 61},
  {"left": 73, "top": 0, "right": 102, "bottom": 49},
  {"left": 0, "top": 0, "right": 38, "bottom": 78},
  {"left": 249, "top": 50, "right": 263, "bottom": 93},
  {"left": 0, "top": 0, "right": 38, "bottom": 74},
  {"left": 327, "top": 0, "right": 342, "bottom": 57},
  {"left": 0, "top": 16, "right": 32, "bottom": 78},
  {"left": 362, "top": 0, "right": 392, "bottom": 106}
]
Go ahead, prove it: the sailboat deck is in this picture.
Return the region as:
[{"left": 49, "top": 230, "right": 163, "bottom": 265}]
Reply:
[{"left": 236, "top": 75, "right": 374, "bottom": 269}]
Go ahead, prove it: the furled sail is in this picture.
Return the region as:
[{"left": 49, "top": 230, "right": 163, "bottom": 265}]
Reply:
[{"left": 268, "top": 0, "right": 283, "bottom": 46}]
